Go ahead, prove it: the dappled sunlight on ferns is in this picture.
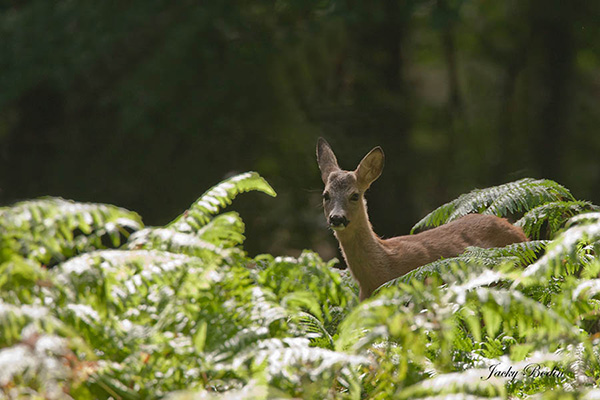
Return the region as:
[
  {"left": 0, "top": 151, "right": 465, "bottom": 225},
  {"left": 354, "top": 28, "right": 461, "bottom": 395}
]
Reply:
[{"left": 1, "top": 175, "right": 600, "bottom": 399}]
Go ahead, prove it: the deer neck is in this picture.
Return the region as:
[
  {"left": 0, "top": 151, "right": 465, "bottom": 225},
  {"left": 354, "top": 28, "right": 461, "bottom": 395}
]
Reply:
[{"left": 334, "top": 201, "right": 387, "bottom": 293}]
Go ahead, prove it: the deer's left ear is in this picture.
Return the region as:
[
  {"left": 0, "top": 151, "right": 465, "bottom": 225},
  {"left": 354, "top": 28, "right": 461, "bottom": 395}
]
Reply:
[{"left": 356, "top": 147, "right": 384, "bottom": 190}]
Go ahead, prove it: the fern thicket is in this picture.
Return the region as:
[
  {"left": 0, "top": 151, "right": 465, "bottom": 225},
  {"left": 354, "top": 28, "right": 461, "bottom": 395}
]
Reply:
[{"left": 1, "top": 175, "right": 600, "bottom": 399}]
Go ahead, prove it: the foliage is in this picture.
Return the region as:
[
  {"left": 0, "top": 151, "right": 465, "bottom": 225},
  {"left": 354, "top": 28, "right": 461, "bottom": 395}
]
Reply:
[
  {"left": 1, "top": 174, "right": 600, "bottom": 399},
  {"left": 515, "top": 201, "right": 600, "bottom": 240},
  {"left": 379, "top": 239, "right": 549, "bottom": 286},
  {"left": 411, "top": 178, "right": 575, "bottom": 234},
  {"left": 126, "top": 172, "right": 276, "bottom": 262},
  {"left": 0, "top": 197, "right": 143, "bottom": 266}
]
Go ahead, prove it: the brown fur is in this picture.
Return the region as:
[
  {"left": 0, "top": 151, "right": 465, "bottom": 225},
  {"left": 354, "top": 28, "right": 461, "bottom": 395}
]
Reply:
[{"left": 316, "top": 138, "right": 528, "bottom": 301}]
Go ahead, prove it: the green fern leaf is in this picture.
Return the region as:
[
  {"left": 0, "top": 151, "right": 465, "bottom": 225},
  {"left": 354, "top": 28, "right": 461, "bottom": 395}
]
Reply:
[
  {"left": 0, "top": 255, "right": 49, "bottom": 304},
  {"left": 125, "top": 227, "right": 240, "bottom": 261},
  {"left": 0, "top": 197, "right": 143, "bottom": 265},
  {"left": 515, "top": 200, "right": 599, "bottom": 240},
  {"left": 291, "top": 311, "right": 334, "bottom": 349},
  {"left": 379, "top": 258, "right": 467, "bottom": 286},
  {"left": 168, "top": 172, "right": 276, "bottom": 232},
  {"left": 517, "top": 212, "right": 600, "bottom": 284},
  {"left": 463, "top": 241, "right": 548, "bottom": 266},
  {"left": 380, "top": 241, "right": 546, "bottom": 289},
  {"left": 412, "top": 179, "right": 574, "bottom": 233},
  {"left": 125, "top": 173, "right": 274, "bottom": 258},
  {"left": 212, "top": 337, "right": 367, "bottom": 394},
  {"left": 0, "top": 300, "right": 54, "bottom": 346},
  {"left": 53, "top": 249, "right": 205, "bottom": 317},
  {"left": 197, "top": 212, "right": 246, "bottom": 247},
  {"left": 0, "top": 331, "right": 81, "bottom": 397},
  {"left": 256, "top": 251, "right": 357, "bottom": 338}
]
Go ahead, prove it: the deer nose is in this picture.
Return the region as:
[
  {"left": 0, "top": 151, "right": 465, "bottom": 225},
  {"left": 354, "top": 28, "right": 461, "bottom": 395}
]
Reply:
[{"left": 329, "top": 214, "right": 348, "bottom": 227}]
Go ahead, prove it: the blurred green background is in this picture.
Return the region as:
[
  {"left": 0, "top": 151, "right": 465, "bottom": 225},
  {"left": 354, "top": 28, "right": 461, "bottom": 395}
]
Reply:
[{"left": 1, "top": 1, "right": 599, "bottom": 261}]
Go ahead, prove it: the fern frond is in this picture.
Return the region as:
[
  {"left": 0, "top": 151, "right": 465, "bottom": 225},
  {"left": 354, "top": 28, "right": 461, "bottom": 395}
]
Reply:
[
  {"left": 213, "top": 337, "right": 368, "bottom": 394},
  {"left": 0, "top": 300, "right": 53, "bottom": 346},
  {"left": 572, "top": 278, "right": 600, "bottom": 301},
  {"left": 256, "top": 251, "right": 357, "bottom": 336},
  {"left": 255, "top": 337, "right": 368, "bottom": 377},
  {"left": 515, "top": 201, "right": 599, "bottom": 240},
  {"left": 462, "top": 240, "right": 548, "bottom": 266},
  {"left": 337, "top": 267, "right": 360, "bottom": 297},
  {"left": 517, "top": 213, "right": 600, "bottom": 285},
  {"left": 0, "top": 197, "right": 143, "bottom": 265},
  {"left": 246, "top": 287, "right": 290, "bottom": 327},
  {"left": 380, "top": 258, "right": 483, "bottom": 287},
  {"left": 412, "top": 179, "right": 574, "bottom": 233},
  {"left": 565, "top": 211, "right": 600, "bottom": 228},
  {"left": 290, "top": 310, "right": 334, "bottom": 349},
  {"left": 53, "top": 249, "right": 203, "bottom": 312},
  {"left": 206, "top": 287, "right": 290, "bottom": 364},
  {"left": 168, "top": 172, "right": 276, "bottom": 233},
  {"left": 381, "top": 240, "right": 547, "bottom": 289},
  {"left": 462, "top": 287, "right": 580, "bottom": 340},
  {"left": 87, "top": 364, "right": 142, "bottom": 400},
  {"left": 126, "top": 173, "right": 274, "bottom": 262},
  {"left": 126, "top": 211, "right": 246, "bottom": 262},
  {"left": 0, "top": 333, "right": 78, "bottom": 398},
  {"left": 0, "top": 255, "right": 50, "bottom": 305},
  {"left": 125, "top": 227, "right": 240, "bottom": 260},
  {"left": 55, "top": 249, "right": 198, "bottom": 281},
  {"left": 197, "top": 212, "right": 246, "bottom": 247}
]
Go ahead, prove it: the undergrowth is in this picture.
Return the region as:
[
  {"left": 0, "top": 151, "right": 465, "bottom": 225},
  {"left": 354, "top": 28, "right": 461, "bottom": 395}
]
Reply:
[{"left": 1, "top": 174, "right": 599, "bottom": 399}]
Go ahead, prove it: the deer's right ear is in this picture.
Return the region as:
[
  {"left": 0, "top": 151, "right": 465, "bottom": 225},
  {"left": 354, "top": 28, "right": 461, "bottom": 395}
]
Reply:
[{"left": 316, "top": 138, "right": 340, "bottom": 184}]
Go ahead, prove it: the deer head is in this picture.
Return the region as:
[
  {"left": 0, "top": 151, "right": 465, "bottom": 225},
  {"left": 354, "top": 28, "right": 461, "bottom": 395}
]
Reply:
[{"left": 316, "top": 138, "right": 384, "bottom": 231}]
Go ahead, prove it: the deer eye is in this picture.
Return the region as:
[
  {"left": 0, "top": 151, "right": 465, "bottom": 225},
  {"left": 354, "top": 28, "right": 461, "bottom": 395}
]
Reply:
[
  {"left": 350, "top": 193, "right": 360, "bottom": 201},
  {"left": 323, "top": 192, "right": 330, "bottom": 201}
]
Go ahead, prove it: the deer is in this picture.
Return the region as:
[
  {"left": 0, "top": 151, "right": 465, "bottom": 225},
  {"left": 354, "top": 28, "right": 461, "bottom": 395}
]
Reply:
[{"left": 316, "top": 138, "right": 528, "bottom": 301}]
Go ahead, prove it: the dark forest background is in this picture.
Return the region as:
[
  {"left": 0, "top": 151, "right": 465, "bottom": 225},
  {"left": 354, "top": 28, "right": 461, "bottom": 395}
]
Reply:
[{"left": 1, "top": 1, "right": 599, "bottom": 261}]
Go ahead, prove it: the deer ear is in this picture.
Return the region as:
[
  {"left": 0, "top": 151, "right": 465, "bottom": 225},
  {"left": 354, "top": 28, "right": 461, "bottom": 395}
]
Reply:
[
  {"left": 316, "top": 138, "right": 340, "bottom": 184},
  {"left": 356, "top": 146, "right": 384, "bottom": 190}
]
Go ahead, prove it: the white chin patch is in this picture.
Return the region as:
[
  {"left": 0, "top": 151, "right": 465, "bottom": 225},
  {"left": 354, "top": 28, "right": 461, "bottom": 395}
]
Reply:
[{"left": 330, "top": 225, "right": 346, "bottom": 232}]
